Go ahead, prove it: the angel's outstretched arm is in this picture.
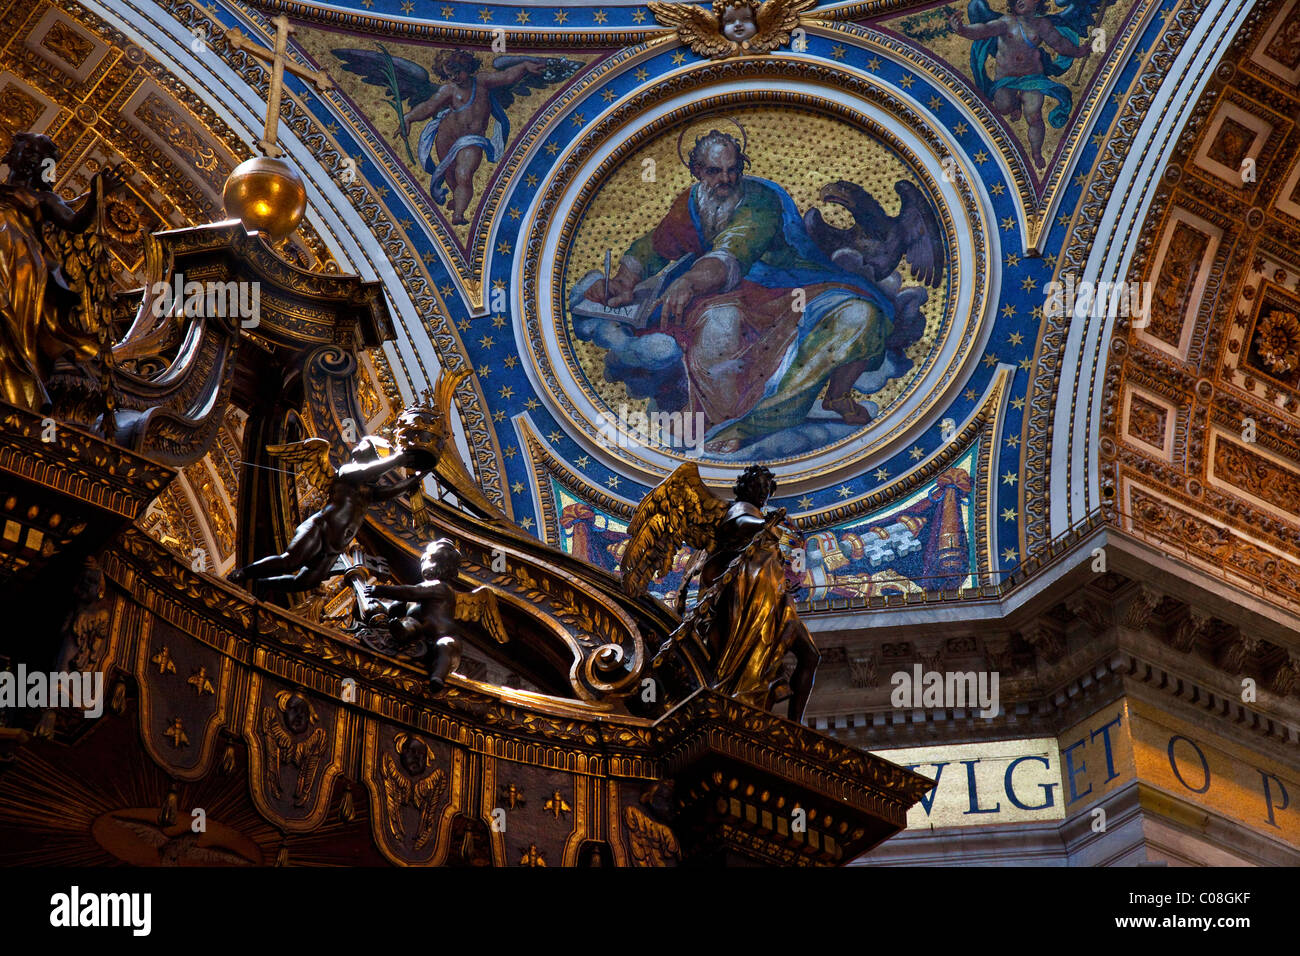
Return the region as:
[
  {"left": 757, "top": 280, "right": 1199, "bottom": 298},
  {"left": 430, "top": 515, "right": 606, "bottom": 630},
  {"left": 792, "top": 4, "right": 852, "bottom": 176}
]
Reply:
[
  {"left": 408, "top": 85, "right": 453, "bottom": 124},
  {"left": 336, "top": 448, "right": 416, "bottom": 485},
  {"left": 479, "top": 59, "right": 544, "bottom": 88},
  {"left": 372, "top": 471, "right": 427, "bottom": 501},
  {"left": 367, "top": 580, "right": 438, "bottom": 600},
  {"left": 947, "top": 9, "right": 1007, "bottom": 38}
]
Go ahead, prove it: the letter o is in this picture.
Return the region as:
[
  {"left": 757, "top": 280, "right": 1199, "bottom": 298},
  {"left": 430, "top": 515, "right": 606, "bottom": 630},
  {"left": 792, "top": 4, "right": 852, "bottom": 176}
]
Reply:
[{"left": 1166, "top": 734, "right": 1210, "bottom": 793}]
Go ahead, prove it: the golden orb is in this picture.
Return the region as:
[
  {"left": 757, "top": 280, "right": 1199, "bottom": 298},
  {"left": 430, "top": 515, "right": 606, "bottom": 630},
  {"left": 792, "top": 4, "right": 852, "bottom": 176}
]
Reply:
[{"left": 222, "top": 156, "right": 307, "bottom": 239}]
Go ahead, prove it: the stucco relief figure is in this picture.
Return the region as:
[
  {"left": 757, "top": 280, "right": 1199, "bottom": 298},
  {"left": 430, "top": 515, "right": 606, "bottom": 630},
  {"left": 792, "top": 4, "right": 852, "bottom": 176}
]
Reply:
[
  {"left": 572, "top": 129, "right": 943, "bottom": 456},
  {"left": 947, "top": 0, "right": 1108, "bottom": 169},
  {"left": 0, "top": 132, "right": 123, "bottom": 410},
  {"left": 333, "top": 48, "right": 579, "bottom": 225},
  {"left": 621, "top": 463, "right": 819, "bottom": 721}
]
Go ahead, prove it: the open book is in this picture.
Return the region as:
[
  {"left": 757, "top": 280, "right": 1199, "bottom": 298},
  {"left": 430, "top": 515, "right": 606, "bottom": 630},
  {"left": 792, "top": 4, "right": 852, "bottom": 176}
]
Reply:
[{"left": 568, "top": 255, "right": 694, "bottom": 330}]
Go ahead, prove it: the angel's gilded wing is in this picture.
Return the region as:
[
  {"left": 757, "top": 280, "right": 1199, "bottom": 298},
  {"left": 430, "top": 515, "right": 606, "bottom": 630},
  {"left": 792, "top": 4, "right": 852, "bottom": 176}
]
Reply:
[
  {"left": 620, "top": 463, "right": 729, "bottom": 597},
  {"left": 647, "top": 1, "right": 736, "bottom": 58},
  {"left": 380, "top": 751, "right": 412, "bottom": 843},
  {"left": 750, "top": 0, "right": 818, "bottom": 53},
  {"left": 453, "top": 587, "right": 509, "bottom": 645},
  {"left": 422, "top": 368, "right": 507, "bottom": 520},
  {"left": 623, "top": 804, "right": 681, "bottom": 866},
  {"left": 412, "top": 768, "right": 447, "bottom": 850},
  {"left": 266, "top": 437, "right": 334, "bottom": 496},
  {"left": 260, "top": 705, "right": 292, "bottom": 797}
]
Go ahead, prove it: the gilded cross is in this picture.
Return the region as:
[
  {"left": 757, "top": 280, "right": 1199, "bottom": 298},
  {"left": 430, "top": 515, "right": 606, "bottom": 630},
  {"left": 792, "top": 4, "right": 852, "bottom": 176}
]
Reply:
[{"left": 225, "top": 14, "right": 333, "bottom": 157}]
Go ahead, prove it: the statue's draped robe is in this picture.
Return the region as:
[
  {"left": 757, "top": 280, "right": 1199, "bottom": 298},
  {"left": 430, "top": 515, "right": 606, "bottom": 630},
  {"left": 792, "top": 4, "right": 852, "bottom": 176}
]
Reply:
[
  {"left": 0, "top": 188, "right": 56, "bottom": 409},
  {"left": 623, "top": 178, "right": 894, "bottom": 442},
  {"left": 705, "top": 501, "right": 811, "bottom": 708},
  {"left": 0, "top": 187, "right": 96, "bottom": 410}
]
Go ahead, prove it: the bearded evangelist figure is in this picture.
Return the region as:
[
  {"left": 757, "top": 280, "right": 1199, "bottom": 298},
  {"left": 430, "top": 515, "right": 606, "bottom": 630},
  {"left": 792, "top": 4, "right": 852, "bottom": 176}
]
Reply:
[{"left": 576, "top": 127, "right": 943, "bottom": 456}]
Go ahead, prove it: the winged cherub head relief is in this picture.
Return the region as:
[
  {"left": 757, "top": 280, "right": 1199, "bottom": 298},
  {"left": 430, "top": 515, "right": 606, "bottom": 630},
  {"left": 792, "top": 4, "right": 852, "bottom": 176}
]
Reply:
[
  {"left": 716, "top": 0, "right": 759, "bottom": 42},
  {"left": 648, "top": 0, "right": 817, "bottom": 59}
]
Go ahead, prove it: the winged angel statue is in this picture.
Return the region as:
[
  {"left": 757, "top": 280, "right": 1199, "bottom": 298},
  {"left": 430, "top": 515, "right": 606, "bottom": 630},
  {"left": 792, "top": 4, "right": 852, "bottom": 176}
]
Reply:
[
  {"left": 332, "top": 48, "right": 579, "bottom": 224},
  {"left": 648, "top": 0, "right": 818, "bottom": 59},
  {"left": 620, "top": 463, "right": 819, "bottom": 721},
  {"left": 358, "top": 537, "right": 509, "bottom": 690},
  {"left": 229, "top": 368, "right": 498, "bottom": 592}
]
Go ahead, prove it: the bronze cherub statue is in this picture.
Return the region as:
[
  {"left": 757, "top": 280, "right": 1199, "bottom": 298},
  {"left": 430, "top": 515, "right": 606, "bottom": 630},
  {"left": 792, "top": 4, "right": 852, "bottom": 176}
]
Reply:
[
  {"left": 620, "top": 463, "right": 819, "bottom": 721},
  {"left": 229, "top": 434, "right": 428, "bottom": 591},
  {"left": 357, "top": 538, "right": 509, "bottom": 689}
]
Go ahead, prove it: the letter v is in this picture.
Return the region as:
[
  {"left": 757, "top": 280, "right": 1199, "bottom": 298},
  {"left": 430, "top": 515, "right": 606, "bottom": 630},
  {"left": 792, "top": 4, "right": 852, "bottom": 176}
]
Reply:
[{"left": 906, "top": 763, "right": 947, "bottom": 815}]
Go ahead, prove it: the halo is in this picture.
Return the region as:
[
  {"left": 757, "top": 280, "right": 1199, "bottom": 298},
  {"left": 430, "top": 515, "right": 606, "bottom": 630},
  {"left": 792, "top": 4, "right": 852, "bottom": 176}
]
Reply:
[{"left": 676, "top": 118, "right": 749, "bottom": 169}]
